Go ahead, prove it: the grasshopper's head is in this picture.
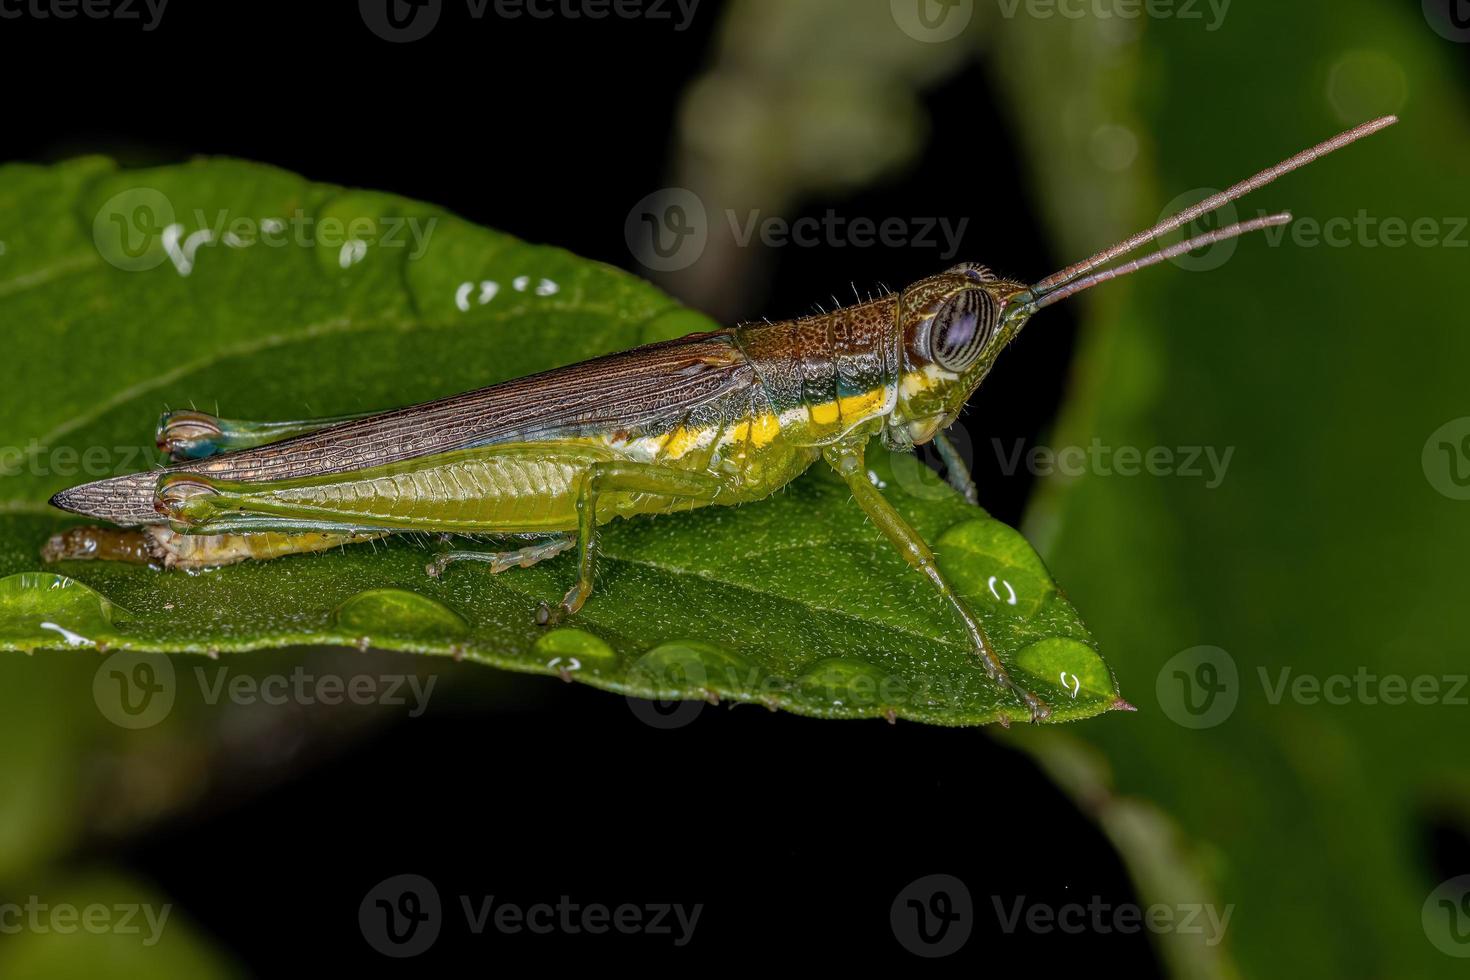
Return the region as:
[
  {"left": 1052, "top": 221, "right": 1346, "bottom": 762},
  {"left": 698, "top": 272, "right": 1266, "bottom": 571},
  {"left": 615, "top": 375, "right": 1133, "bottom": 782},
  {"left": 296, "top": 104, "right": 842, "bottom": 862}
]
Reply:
[{"left": 887, "top": 262, "right": 1034, "bottom": 448}]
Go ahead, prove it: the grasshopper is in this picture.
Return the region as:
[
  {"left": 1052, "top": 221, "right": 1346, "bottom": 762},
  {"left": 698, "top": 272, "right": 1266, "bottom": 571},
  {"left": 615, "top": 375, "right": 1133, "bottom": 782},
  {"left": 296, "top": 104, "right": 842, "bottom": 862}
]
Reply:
[{"left": 46, "top": 117, "right": 1396, "bottom": 720}]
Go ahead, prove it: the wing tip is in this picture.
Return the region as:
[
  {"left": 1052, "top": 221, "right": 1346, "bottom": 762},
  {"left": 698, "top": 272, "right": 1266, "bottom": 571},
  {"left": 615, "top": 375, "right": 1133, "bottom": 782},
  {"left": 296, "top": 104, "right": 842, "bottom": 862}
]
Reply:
[{"left": 48, "top": 472, "right": 163, "bottom": 526}]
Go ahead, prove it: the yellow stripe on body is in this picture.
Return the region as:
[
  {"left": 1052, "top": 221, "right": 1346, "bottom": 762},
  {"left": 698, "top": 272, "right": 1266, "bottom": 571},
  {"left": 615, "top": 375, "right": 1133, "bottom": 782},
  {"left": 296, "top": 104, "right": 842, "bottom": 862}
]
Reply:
[{"left": 597, "top": 387, "right": 892, "bottom": 463}]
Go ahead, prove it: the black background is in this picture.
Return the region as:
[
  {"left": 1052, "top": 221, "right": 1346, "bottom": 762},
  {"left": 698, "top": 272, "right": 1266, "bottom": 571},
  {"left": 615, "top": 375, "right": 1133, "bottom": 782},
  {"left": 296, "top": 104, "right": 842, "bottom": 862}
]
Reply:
[{"left": 9, "top": 0, "right": 1160, "bottom": 972}]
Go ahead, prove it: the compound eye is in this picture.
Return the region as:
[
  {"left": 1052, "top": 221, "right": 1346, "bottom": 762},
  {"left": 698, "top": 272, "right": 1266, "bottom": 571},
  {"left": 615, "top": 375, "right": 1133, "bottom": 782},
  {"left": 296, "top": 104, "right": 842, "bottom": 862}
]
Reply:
[
  {"left": 944, "top": 261, "right": 996, "bottom": 282},
  {"left": 927, "top": 289, "right": 997, "bottom": 372}
]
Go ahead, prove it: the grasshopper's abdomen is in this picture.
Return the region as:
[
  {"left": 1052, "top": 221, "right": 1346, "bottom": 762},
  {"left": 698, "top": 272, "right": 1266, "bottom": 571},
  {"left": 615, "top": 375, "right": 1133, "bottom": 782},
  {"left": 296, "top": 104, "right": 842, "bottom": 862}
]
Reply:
[{"left": 733, "top": 295, "right": 900, "bottom": 447}]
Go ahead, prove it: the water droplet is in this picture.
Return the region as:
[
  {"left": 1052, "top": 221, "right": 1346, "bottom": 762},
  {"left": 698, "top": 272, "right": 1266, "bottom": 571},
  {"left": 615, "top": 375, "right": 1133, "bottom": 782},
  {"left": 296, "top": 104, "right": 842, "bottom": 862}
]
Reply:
[
  {"left": 796, "top": 658, "right": 909, "bottom": 712},
  {"left": 534, "top": 628, "right": 616, "bottom": 672},
  {"left": 935, "top": 519, "right": 1053, "bottom": 618},
  {"left": 1014, "top": 639, "right": 1113, "bottom": 701},
  {"left": 339, "top": 239, "right": 368, "bottom": 268},
  {"left": 312, "top": 192, "right": 424, "bottom": 277},
  {"left": 629, "top": 641, "right": 759, "bottom": 697},
  {"left": 332, "top": 588, "right": 468, "bottom": 643},
  {"left": 987, "top": 575, "right": 1018, "bottom": 606},
  {"left": 0, "top": 573, "right": 125, "bottom": 651}
]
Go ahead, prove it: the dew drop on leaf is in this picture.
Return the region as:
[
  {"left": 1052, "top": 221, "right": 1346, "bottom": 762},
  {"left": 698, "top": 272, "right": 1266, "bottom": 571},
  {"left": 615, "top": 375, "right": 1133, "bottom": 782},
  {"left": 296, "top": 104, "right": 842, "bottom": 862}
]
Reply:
[
  {"left": 332, "top": 588, "right": 468, "bottom": 643},
  {"left": 0, "top": 573, "right": 126, "bottom": 651}
]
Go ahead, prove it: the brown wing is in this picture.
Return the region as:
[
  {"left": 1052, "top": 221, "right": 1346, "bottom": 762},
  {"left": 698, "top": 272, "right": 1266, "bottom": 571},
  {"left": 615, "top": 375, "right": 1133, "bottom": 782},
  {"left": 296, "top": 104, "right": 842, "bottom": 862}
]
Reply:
[{"left": 51, "top": 331, "right": 757, "bottom": 526}]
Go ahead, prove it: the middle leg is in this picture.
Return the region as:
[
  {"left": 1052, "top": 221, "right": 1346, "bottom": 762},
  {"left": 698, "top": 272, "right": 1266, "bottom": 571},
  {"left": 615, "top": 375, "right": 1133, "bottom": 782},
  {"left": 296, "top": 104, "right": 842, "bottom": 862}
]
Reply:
[
  {"left": 426, "top": 534, "right": 575, "bottom": 578},
  {"left": 537, "top": 461, "right": 720, "bottom": 626}
]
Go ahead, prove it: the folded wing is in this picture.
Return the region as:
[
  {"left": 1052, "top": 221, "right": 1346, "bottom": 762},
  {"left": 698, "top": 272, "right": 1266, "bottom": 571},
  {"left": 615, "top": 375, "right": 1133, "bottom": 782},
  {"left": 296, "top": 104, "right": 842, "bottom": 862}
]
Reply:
[{"left": 51, "top": 332, "right": 755, "bottom": 526}]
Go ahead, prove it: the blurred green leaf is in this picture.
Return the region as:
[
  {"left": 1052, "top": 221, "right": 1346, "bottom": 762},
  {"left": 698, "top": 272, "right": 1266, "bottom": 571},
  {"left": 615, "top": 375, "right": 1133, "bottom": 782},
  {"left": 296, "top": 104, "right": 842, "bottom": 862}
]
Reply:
[
  {"left": 991, "top": 2, "right": 1470, "bottom": 976},
  {"left": 0, "top": 157, "right": 1121, "bottom": 726},
  {"left": 0, "top": 871, "right": 239, "bottom": 979}
]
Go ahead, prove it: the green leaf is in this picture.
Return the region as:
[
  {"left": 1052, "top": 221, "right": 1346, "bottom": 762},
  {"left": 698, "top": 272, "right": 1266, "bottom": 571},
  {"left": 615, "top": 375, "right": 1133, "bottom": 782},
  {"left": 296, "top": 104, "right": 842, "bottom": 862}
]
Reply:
[{"left": 0, "top": 157, "right": 1119, "bottom": 726}]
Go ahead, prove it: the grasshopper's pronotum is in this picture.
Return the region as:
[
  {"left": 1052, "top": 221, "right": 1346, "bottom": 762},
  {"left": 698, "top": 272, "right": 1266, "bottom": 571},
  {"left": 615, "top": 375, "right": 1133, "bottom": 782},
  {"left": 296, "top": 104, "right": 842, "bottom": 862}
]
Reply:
[{"left": 47, "top": 116, "right": 1397, "bottom": 720}]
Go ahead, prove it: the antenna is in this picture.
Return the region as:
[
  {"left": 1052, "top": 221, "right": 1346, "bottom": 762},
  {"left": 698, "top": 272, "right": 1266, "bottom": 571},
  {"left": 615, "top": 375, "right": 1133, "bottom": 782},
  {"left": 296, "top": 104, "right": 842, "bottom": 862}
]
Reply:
[
  {"left": 1024, "top": 115, "right": 1398, "bottom": 305},
  {"left": 1029, "top": 212, "right": 1292, "bottom": 311}
]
